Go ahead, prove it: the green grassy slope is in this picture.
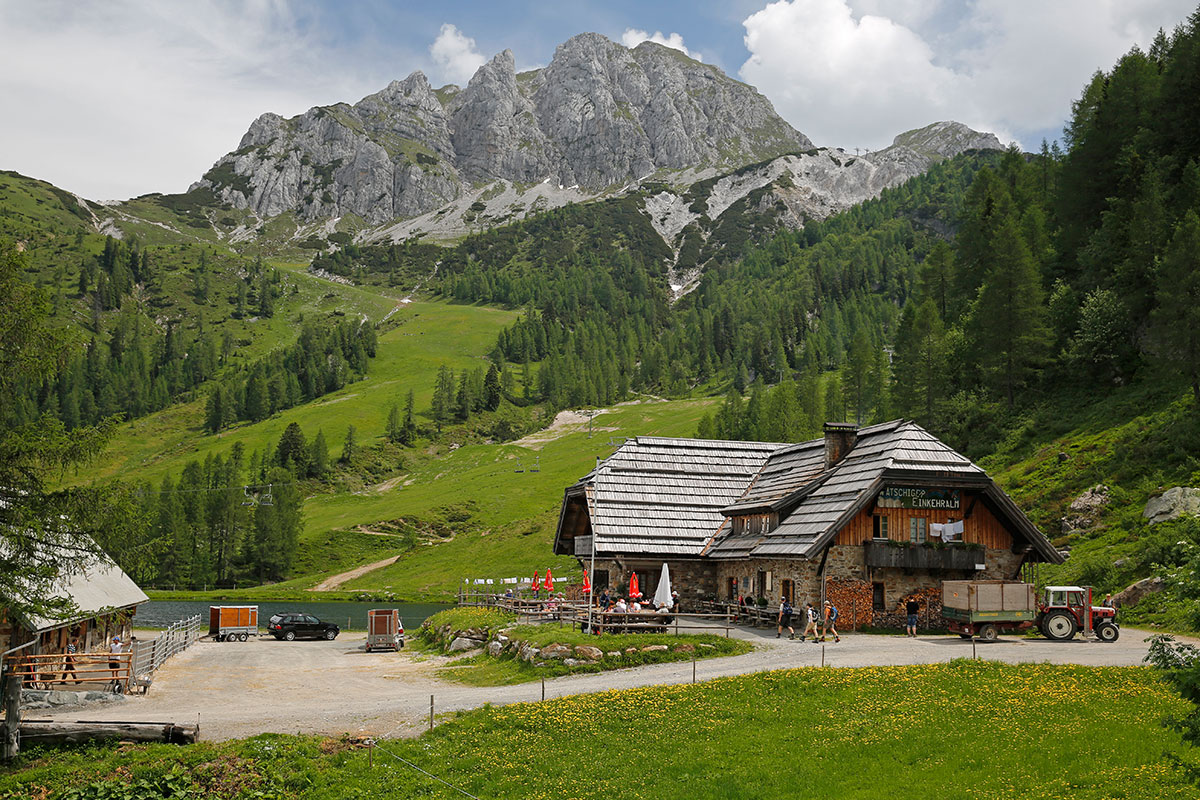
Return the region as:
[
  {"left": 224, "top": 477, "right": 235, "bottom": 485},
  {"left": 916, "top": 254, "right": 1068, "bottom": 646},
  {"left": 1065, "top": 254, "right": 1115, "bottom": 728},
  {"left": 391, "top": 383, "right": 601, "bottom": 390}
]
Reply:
[
  {"left": 981, "top": 379, "right": 1200, "bottom": 627},
  {"left": 333, "top": 397, "right": 718, "bottom": 597},
  {"left": 75, "top": 299, "right": 517, "bottom": 486}
]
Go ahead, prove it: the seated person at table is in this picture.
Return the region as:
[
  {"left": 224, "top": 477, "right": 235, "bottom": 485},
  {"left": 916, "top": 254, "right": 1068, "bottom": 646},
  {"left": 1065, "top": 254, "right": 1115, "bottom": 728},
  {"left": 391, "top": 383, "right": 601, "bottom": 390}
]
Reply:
[
  {"left": 614, "top": 597, "right": 628, "bottom": 613},
  {"left": 631, "top": 599, "right": 642, "bottom": 612}
]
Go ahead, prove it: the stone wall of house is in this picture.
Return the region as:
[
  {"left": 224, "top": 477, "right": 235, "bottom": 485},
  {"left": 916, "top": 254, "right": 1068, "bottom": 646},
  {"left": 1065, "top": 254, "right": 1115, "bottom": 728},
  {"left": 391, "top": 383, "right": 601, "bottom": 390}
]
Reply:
[
  {"left": 584, "top": 557, "right": 716, "bottom": 605},
  {"left": 714, "top": 544, "right": 1028, "bottom": 625}
]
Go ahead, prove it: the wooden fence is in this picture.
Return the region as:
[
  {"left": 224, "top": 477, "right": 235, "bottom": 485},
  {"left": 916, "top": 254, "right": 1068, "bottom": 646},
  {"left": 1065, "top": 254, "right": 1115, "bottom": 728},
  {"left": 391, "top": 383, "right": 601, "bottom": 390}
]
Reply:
[
  {"left": 458, "top": 593, "right": 734, "bottom": 636},
  {"left": 6, "top": 652, "right": 132, "bottom": 693}
]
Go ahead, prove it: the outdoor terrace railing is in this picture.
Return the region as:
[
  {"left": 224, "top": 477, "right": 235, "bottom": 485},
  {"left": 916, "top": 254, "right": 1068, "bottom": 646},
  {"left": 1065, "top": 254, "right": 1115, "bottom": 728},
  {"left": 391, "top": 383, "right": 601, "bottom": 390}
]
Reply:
[{"left": 6, "top": 652, "right": 132, "bottom": 693}]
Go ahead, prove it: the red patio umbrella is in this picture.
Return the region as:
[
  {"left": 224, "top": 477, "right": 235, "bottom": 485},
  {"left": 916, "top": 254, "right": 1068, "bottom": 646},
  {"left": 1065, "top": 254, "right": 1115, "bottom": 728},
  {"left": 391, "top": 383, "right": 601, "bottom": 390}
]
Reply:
[
  {"left": 544, "top": 568, "right": 554, "bottom": 592},
  {"left": 582, "top": 569, "right": 591, "bottom": 594},
  {"left": 629, "top": 571, "right": 641, "bottom": 599},
  {"left": 532, "top": 570, "right": 540, "bottom": 593}
]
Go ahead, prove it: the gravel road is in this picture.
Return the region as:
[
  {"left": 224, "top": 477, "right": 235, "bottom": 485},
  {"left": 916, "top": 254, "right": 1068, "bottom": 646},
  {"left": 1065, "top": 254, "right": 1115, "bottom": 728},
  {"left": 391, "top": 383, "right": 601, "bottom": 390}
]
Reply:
[{"left": 40, "top": 623, "right": 1173, "bottom": 741}]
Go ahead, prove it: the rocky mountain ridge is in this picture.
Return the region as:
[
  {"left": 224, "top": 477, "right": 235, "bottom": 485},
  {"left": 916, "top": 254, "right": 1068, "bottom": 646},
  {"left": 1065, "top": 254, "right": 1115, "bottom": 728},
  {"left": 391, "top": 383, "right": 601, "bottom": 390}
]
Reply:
[{"left": 192, "top": 33, "right": 811, "bottom": 225}]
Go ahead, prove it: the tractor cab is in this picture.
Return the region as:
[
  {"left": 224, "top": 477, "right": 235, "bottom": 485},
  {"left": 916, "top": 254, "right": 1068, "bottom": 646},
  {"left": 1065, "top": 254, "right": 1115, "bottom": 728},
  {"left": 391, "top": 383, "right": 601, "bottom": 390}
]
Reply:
[{"left": 1037, "top": 585, "right": 1119, "bottom": 642}]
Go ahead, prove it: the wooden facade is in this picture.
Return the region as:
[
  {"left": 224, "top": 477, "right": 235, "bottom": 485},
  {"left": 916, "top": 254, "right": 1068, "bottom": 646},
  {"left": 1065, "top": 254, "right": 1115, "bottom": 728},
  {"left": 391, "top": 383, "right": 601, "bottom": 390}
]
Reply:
[{"left": 834, "top": 492, "right": 1013, "bottom": 550}]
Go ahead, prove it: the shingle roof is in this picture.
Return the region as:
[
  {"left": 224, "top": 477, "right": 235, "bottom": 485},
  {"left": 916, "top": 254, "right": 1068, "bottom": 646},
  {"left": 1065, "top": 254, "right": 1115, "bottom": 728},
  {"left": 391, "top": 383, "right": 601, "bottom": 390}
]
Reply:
[
  {"left": 578, "top": 436, "right": 781, "bottom": 557},
  {"left": 556, "top": 422, "right": 1062, "bottom": 565}
]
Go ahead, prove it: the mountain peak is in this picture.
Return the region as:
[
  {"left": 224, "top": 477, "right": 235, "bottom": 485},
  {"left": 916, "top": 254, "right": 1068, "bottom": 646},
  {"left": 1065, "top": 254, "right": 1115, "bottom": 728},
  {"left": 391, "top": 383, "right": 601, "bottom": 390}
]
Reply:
[
  {"left": 194, "top": 31, "right": 810, "bottom": 224},
  {"left": 890, "top": 121, "right": 1004, "bottom": 160}
]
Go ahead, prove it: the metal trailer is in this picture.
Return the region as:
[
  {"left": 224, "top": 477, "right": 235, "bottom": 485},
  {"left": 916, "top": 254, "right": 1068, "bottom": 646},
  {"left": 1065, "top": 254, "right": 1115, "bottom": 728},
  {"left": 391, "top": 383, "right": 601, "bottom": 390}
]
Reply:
[
  {"left": 366, "top": 609, "right": 404, "bottom": 652},
  {"left": 208, "top": 605, "right": 258, "bottom": 642},
  {"left": 942, "top": 580, "right": 1037, "bottom": 641}
]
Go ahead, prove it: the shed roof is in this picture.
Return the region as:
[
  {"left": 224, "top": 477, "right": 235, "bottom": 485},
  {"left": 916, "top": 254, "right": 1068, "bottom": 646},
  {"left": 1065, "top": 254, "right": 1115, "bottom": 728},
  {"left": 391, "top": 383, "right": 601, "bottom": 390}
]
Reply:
[{"left": 23, "top": 546, "right": 149, "bottom": 632}]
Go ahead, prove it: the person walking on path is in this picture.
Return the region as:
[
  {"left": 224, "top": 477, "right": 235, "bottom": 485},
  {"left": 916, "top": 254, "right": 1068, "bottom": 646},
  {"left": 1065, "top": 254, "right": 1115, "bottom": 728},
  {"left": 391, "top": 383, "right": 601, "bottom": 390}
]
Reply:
[
  {"left": 801, "top": 603, "right": 820, "bottom": 641},
  {"left": 820, "top": 600, "right": 840, "bottom": 642},
  {"left": 906, "top": 598, "right": 921, "bottom": 637},
  {"left": 777, "top": 598, "right": 795, "bottom": 639}
]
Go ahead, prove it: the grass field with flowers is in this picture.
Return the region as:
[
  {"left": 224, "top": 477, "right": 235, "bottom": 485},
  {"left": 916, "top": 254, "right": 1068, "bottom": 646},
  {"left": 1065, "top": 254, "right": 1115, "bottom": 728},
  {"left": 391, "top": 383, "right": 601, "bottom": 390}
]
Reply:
[{"left": 4, "top": 661, "right": 1198, "bottom": 799}]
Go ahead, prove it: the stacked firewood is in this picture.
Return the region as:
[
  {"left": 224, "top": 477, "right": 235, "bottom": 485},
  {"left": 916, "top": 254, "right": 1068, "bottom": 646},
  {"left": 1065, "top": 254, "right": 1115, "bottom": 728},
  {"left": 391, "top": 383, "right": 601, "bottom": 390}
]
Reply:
[
  {"left": 824, "top": 578, "right": 873, "bottom": 630},
  {"left": 874, "top": 586, "right": 945, "bottom": 629}
]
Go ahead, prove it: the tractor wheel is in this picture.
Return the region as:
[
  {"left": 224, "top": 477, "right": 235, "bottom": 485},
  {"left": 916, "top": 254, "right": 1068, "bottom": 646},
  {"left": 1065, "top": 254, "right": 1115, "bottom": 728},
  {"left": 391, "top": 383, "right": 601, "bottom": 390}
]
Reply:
[
  {"left": 1042, "top": 611, "right": 1078, "bottom": 641},
  {"left": 978, "top": 624, "right": 999, "bottom": 642},
  {"left": 1096, "top": 622, "right": 1120, "bottom": 643}
]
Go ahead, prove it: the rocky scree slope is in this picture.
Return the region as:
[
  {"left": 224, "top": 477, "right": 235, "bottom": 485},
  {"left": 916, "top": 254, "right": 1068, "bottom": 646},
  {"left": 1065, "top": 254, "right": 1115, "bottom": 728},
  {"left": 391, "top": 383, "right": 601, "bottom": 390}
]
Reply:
[{"left": 191, "top": 33, "right": 811, "bottom": 225}]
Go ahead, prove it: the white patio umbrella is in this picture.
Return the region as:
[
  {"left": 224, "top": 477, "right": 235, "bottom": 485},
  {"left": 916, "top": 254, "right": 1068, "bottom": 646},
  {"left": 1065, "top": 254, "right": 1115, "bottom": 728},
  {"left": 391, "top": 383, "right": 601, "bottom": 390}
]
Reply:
[{"left": 653, "top": 562, "right": 673, "bottom": 608}]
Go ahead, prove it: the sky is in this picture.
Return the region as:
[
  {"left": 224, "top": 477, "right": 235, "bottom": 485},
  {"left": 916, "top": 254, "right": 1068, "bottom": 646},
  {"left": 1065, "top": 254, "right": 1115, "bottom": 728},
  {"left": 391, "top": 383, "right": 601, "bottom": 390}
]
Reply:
[{"left": 1, "top": 0, "right": 1195, "bottom": 201}]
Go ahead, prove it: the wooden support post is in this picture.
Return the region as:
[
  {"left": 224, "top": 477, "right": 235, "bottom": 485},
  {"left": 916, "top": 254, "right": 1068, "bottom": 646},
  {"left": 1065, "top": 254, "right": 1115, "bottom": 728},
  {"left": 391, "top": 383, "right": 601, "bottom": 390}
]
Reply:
[
  {"left": 541, "top": 678, "right": 545, "bottom": 702},
  {"left": 429, "top": 695, "right": 434, "bottom": 731},
  {"left": 2, "top": 663, "right": 20, "bottom": 761},
  {"left": 692, "top": 654, "right": 696, "bottom": 684},
  {"left": 368, "top": 738, "right": 373, "bottom": 768}
]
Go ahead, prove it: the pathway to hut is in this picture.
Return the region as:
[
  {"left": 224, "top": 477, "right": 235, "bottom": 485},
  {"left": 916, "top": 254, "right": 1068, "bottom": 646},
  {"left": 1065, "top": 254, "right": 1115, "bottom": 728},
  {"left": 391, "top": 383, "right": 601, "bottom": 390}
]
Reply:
[{"left": 38, "top": 623, "right": 1178, "bottom": 741}]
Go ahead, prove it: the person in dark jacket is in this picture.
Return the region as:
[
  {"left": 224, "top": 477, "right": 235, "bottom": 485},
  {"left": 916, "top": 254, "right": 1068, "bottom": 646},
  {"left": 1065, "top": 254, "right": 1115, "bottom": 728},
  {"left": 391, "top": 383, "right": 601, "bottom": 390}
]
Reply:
[
  {"left": 777, "top": 598, "right": 794, "bottom": 639},
  {"left": 906, "top": 598, "right": 921, "bottom": 637}
]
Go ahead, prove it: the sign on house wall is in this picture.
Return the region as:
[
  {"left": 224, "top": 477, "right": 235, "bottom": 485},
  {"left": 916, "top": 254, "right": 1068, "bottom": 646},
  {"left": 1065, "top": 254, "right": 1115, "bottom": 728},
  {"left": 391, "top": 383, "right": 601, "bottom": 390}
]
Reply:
[{"left": 877, "top": 486, "right": 961, "bottom": 510}]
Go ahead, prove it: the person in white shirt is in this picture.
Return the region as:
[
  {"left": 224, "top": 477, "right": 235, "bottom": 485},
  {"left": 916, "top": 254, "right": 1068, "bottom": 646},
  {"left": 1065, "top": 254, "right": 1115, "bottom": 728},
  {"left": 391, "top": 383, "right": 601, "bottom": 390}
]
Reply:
[{"left": 614, "top": 598, "right": 628, "bottom": 613}]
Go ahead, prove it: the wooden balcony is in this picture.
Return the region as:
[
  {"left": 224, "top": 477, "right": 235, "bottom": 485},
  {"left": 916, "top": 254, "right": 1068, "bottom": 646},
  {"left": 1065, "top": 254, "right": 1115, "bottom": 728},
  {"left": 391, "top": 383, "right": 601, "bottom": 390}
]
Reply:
[{"left": 864, "top": 540, "right": 986, "bottom": 571}]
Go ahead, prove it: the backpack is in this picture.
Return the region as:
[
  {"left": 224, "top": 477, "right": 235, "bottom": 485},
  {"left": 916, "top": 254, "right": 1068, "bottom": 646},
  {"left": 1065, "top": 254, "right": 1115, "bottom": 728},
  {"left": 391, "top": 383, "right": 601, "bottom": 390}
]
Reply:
[
  {"left": 828, "top": 605, "right": 838, "bottom": 621},
  {"left": 782, "top": 601, "right": 792, "bottom": 616}
]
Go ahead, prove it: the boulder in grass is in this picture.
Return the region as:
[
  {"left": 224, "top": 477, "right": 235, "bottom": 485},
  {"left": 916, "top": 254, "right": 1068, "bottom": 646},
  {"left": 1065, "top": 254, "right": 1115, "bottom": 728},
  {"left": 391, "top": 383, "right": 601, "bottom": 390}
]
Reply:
[
  {"left": 697, "top": 643, "right": 715, "bottom": 649},
  {"left": 641, "top": 644, "right": 669, "bottom": 652},
  {"left": 519, "top": 644, "right": 540, "bottom": 663},
  {"left": 540, "top": 643, "right": 572, "bottom": 660},
  {"left": 607, "top": 651, "right": 622, "bottom": 658},
  {"left": 449, "top": 637, "right": 482, "bottom": 652},
  {"left": 674, "top": 643, "right": 695, "bottom": 653},
  {"left": 1112, "top": 576, "right": 1165, "bottom": 608},
  {"left": 574, "top": 645, "right": 603, "bottom": 661},
  {"left": 1144, "top": 487, "right": 1200, "bottom": 525},
  {"left": 487, "top": 641, "right": 504, "bottom": 657},
  {"left": 624, "top": 647, "right": 639, "bottom": 655},
  {"left": 563, "top": 658, "right": 581, "bottom": 667}
]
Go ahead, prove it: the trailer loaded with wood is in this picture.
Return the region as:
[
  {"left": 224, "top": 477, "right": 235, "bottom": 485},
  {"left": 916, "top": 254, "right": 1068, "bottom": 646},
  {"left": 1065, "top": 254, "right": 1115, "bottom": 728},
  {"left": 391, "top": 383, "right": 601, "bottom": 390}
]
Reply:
[
  {"left": 208, "top": 606, "right": 258, "bottom": 642},
  {"left": 942, "top": 581, "right": 1118, "bottom": 642}
]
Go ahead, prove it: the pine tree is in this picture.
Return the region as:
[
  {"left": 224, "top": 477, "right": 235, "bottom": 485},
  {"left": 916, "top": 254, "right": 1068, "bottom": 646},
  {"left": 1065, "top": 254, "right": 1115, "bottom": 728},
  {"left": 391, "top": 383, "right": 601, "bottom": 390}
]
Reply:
[
  {"left": 970, "top": 215, "right": 1051, "bottom": 406},
  {"left": 386, "top": 403, "right": 402, "bottom": 443},
  {"left": 341, "top": 425, "right": 357, "bottom": 464},
  {"left": 920, "top": 241, "right": 954, "bottom": 319},
  {"left": 245, "top": 370, "right": 269, "bottom": 422},
  {"left": 431, "top": 365, "right": 455, "bottom": 432},
  {"left": 400, "top": 390, "right": 416, "bottom": 446},
  {"left": 276, "top": 422, "right": 309, "bottom": 477},
  {"left": 484, "top": 363, "right": 502, "bottom": 411},
  {"left": 309, "top": 429, "right": 329, "bottom": 477},
  {"left": 1152, "top": 210, "right": 1200, "bottom": 405}
]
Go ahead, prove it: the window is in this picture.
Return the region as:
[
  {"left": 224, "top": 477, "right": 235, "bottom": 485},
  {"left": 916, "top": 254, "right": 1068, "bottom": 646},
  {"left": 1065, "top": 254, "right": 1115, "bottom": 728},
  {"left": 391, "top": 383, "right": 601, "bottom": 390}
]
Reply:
[
  {"left": 781, "top": 579, "right": 795, "bottom": 604},
  {"left": 593, "top": 570, "right": 609, "bottom": 591},
  {"left": 727, "top": 577, "right": 738, "bottom": 600},
  {"left": 755, "top": 570, "right": 767, "bottom": 599},
  {"left": 872, "top": 582, "right": 885, "bottom": 611},
  {"left": 872, "top": 514, "right": 889, "bottom": 540},
  {"left": 909, "top": 517, "right": 927, "bottom": 544}
]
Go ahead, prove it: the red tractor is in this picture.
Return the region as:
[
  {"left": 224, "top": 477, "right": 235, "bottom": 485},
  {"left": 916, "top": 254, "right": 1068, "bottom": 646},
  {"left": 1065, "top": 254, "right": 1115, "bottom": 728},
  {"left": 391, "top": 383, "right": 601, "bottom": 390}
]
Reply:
[{"left": 1036, "top": 586, "right": 1119, "bottom": 642}]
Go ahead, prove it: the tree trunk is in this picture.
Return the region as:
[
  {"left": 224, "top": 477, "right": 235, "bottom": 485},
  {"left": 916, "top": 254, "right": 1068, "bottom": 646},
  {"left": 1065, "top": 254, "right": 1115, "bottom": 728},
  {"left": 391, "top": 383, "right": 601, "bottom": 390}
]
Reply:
[
  {"left": 2, "top": 636, "right": 21, "bottom": 761},
  {"left": 18, "top": 721, "right": 199, "bottom": 746}
]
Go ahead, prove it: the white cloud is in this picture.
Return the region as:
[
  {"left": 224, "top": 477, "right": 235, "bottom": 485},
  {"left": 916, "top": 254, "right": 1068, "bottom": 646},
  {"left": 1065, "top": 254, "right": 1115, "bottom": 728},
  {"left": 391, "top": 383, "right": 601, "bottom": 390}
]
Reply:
[
  {"left": 740, "top": 0, "right": 1194, "bottom": 150},
  {"left": 430, "top": 23, "right": 487, "bottom": 85},
  {"left": 620, "top": 28, "right": 701, "bottom": 61},
  {"left": 0, "top": 0, "right": 393, "bottom": 200}
]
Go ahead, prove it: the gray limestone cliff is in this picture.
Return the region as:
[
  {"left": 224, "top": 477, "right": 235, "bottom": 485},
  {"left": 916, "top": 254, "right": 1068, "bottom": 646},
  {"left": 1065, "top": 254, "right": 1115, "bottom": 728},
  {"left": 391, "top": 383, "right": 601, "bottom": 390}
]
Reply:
[{"left": 192, "top": 34, "right": 811, "bottom": 224}]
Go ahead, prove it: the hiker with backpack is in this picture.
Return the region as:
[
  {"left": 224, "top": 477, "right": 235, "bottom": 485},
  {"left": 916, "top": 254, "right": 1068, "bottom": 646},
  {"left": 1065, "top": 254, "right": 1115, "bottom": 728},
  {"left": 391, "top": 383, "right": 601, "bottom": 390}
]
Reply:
[
  {"left": 777, "top": 597, "right": 795, "bottom": 639},
  {"left": 821, "top": 600, "right": 840, "bottom": 643},
  {"left": 801, "top": 602, "right": 820, "bottom": 641}
]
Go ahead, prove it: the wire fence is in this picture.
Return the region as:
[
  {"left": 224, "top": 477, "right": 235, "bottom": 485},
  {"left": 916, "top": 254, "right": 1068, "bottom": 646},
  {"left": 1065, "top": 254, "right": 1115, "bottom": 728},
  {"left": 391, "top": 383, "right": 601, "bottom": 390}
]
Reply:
[{"left": 130, "top": 615, "right": 202, "bottom": 690}]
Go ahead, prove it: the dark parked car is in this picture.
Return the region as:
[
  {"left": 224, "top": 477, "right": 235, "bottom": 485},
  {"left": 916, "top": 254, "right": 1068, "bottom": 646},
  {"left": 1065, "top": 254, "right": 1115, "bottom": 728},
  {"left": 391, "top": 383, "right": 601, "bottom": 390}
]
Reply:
[{"left": 268, "top": 612, "right": 339, "bottom": 641}]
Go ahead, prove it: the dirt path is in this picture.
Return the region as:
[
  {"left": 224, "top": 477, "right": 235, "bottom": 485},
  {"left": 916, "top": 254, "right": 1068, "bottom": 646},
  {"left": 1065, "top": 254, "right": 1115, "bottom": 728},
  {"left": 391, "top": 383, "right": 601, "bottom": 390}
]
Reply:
[
  {"left": 512, "top": 408, "right": 615, "bottom": 449},
  {"left": 308, "top": 555, "right": 400, "bottom": 591},
  {"left": 49, "top": 623, "right": 1180, "bottom": 741}
]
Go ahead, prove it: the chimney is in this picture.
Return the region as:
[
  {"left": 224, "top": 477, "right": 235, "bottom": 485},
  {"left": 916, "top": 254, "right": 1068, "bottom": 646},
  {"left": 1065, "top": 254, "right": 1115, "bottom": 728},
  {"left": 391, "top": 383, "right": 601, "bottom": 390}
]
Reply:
[{"left": 824, "top": 422, "right": 858, "bottom": 469}]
